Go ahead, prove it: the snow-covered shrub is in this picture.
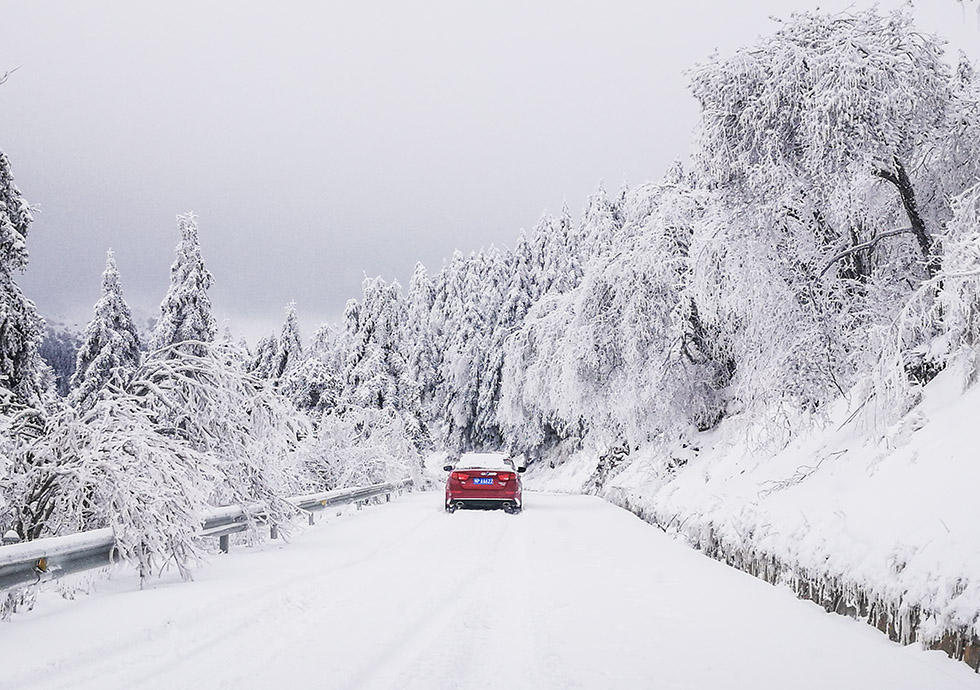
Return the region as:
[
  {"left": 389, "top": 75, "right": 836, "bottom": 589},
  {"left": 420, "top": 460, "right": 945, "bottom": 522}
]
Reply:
[
  {"left": 302, "top": 406, "right": 420, "bottom": 490},
  {"left": 0, "top": 384, "right": 47, "bottom": 540},
  {"left": 21, "top": 393, "right": 216, "bottom": 579},
  {"left": 865, "top": 183, "right": 980, "bottom": 427},
  {"left": 932, "top": 185, "right": 980, "bottom": 384},
  {"left": 130, "top": 340, "right": 309, "bottom": 529}
]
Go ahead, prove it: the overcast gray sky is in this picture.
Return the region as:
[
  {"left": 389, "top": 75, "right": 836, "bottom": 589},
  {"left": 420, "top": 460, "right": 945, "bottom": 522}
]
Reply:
[{"left": 1, "top": 1, "right": 977, "bottom": 343}]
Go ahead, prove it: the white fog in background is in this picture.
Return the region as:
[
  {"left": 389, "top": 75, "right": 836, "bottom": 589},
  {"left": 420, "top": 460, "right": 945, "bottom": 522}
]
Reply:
[{"left": 0, "top": 0, "right": 977, "bottom": 342}]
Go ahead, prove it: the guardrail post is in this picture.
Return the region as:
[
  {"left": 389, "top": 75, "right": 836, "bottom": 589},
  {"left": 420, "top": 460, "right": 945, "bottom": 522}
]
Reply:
[
  {"left": 308, "top": 512, "right": 315, "bottom": 526},
  {"left": 270, "top": 524, "right": 279, "bottom": 540},
  {"left": 385, "top": 493, "right": 391, "bottom": 503},
  {"left": 219, "top": 535, "right": 230, "bottom": 553}
]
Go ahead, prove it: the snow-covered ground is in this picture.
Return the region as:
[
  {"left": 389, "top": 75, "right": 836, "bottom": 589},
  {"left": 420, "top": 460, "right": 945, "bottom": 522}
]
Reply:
[
  {"left": 527, "top": 366, "right": 980, "bottom": 651},
  {"left": 1, "top": 492, "right": 975, "bottom": 689}
]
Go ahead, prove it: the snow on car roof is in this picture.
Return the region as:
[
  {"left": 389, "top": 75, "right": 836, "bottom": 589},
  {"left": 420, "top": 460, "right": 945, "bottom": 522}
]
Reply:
[{"left": 455, "top": 452, "right": 518, "bottom": 470}]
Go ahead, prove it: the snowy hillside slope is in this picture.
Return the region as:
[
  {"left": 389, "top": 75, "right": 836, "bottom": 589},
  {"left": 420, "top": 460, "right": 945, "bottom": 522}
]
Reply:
[{"left": 524, "top": 367, "right": 980, "bottom": 669}]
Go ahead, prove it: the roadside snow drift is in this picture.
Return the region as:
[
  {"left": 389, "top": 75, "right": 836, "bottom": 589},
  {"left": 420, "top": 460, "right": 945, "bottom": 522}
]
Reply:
[{"left": 527, "top": 367, "right": 980, "bottom": 668}]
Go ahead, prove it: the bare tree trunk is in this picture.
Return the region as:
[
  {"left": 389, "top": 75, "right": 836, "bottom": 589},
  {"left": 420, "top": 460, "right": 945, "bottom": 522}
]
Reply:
[{"left": 875, "top": 157, "right": 939, "bottom": 277}]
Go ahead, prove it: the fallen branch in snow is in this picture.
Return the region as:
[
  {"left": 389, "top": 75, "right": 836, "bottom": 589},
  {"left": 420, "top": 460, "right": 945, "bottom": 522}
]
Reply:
[{"left": 757, "top": 450, "right": 846, "bottom": 497}]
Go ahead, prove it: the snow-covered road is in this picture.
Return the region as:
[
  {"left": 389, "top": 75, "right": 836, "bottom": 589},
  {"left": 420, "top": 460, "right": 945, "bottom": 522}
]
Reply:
[{"left": 1, "top": 492, "right": 975, "bottom": 689}]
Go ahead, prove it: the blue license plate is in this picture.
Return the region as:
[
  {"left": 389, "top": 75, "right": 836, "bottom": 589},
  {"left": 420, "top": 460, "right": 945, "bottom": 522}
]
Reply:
[{"left": 472, "top": 477, "right": 494, "bottom": 485}]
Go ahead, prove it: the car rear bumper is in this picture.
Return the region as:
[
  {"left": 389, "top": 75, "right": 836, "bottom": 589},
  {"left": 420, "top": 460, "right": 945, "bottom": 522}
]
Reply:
[
  {"left": 447, "top": 497, "right": 521, "bottom": 511},
  {"left": 445, "top": 487, "right": 522, "bottom": 509},
  {"left": 450, "top": 496, "right": 518, "bottom": 505}
]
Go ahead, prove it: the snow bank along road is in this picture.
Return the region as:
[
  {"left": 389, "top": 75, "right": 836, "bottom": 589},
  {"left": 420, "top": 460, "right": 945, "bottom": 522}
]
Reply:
[{"left": 1, "top": 493, "right": 975, "bottom": 690}]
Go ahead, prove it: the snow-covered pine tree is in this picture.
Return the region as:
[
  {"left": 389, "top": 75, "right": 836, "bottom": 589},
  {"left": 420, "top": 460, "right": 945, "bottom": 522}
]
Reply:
[
  {"left": 343, "top": 279, "right": 412, "bottom": 407},
  {"left": 274, "top": 302, "right": 303, "bottom": 379},
  {"left": 530, "top": 204, "right": 583, "bottom": 296},
  {"left": 339, "top": 277, "right": 423, "bottom": 443},
  {"left": 39, "top": 325, "right": 82, "bottom": 397},
  {"left": 247, "top": 304, "right": 303, "bottom": 382},
  {"left": 438, "top": 252, "right": 494, "bottom": 452},
  {"left": 70, "top": 250, "right": 142, "bottom": 412},
  {"left": 578, "top": 182, "right": 625, "bottom": 263},
  {"left": 0, "top": 150, "right": 45, "bottom": 409},
  {"left": 404, "top": 262, "right": 440, "bottom": 435},
  {"left": 217, "top": 324, "right": 250, "bottom": 372},
  {"left": 249, "top": 332, "right": 279, "bottom": 379},
  {"left": 151, "top": 212, "right": 217, "bottom": 356},
  {"left": 277, "top": 322, "right": 341, "bottom": 414},
  {"left": 469, "top": 247, "right": 510, "bottom": 450}
]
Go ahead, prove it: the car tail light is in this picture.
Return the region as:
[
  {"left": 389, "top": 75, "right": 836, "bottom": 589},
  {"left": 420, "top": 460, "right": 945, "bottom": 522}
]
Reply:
[
  {"left": 453, "top": 472, "right": 470, "bottom": 481},
  {"left": 497, "top": 473, "right": 512, "bottom": 482}
]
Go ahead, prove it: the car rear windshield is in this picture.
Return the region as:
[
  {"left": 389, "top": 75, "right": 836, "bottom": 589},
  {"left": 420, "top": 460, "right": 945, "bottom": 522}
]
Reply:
[{"left": 454, "top": 453, "right": 516, "bottom": 470}]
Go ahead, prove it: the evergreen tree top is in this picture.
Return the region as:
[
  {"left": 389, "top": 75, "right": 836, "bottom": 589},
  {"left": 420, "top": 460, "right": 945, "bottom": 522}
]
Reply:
[{"left": 152, "top": 212, "right": 217, "bottom": 353}]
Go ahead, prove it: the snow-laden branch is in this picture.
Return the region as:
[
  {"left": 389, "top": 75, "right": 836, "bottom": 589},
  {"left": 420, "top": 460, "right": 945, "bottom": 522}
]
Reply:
[{"left": 819, "top": 227, "right": 913, "bottom": 276}]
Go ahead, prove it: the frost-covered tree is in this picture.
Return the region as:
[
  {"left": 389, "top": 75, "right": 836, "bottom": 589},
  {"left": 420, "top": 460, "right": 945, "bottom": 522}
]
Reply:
[
  {"left": 18, "top": 392, "right": 218, "bottom": 577},
  {"left": 437, "top": 251, "right": 500, "bottom": 451},
  {"left": 279, "top": 323, "right": 342, "bottom": 414},
  {"left": 404, "top": 263, "right": 440, "bottom": 423},
  {"left": 501, "top": 175, "right": 722, "bottom": 456},
  {"left": 274, "top": 302, "right": 303, "bottom": 379},
  {"left": 247, "top": 305, "right": 303, "bottom": 383},
  {"left": 0, "top": 150, "right": 45, "bottom": 407},
  {"left": 528, "top": 205, "right": 583, "bottom": 296},
  {"left": 249, "top": 332, "right": 279, "bottom": 379},
  {"left": 0, "top": 150, "right": 48, "bottom": 540},
  {"left": 341, "top": 279, "right": 416, "bottom": 410},
  {"left": 280, "top": 356, "right": 339, "bottom": 414},
  {"left": 867, "top": 182, "right": 980, "bottom": 422},
  {"left": 152, "top": 213, "right": 217, "bottom": 356},
  {"left": 127, "top": 340, "right": 309, "bottom": 537},
  {"left": 301, "top": 406, "right": 420, "bottom": 490},
  {"left": 578, "top": 182, "right": 625, "bottom": 262},
  {"left": 680, "top": 7, "right": 978, "bottom": 430},
  {"left": 691, "top": 7, "right": 960, "bottom": 279},
  {"left": 70, "top": 250, "right": 142, "bottom": 412},
  {"left": 39, "top": 325, "right": 82, "bottom": 397}
]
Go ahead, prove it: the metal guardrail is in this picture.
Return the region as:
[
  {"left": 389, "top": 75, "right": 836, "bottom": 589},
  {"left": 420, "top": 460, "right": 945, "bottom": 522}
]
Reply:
[{"left": 0, "top": 478, "right": 413, "bottom": 593}]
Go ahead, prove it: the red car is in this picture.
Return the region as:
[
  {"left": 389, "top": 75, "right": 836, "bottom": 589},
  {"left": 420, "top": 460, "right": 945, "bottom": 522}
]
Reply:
[{"left": 444, "top": 452, "right": 526, "bottom": 514}]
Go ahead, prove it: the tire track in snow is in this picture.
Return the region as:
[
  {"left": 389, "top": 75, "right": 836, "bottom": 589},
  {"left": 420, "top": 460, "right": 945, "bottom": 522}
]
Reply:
[
  {"left": 5, "top": 493, "right": 977, "bottom": 690},
  {"left": 3, "top": 499, "right": 441, "bottom": 690},
  {"left": 305, "top": 507, "right": 518, "bottom": 690}
]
